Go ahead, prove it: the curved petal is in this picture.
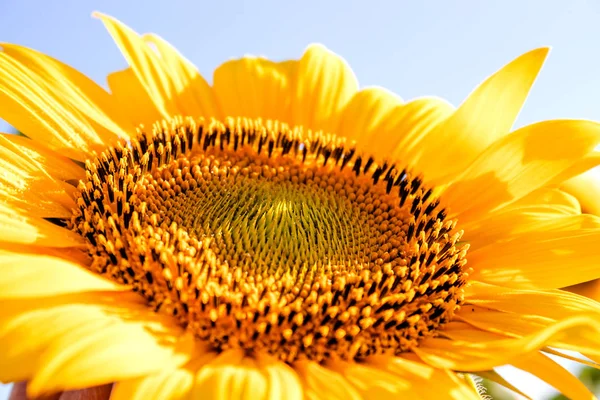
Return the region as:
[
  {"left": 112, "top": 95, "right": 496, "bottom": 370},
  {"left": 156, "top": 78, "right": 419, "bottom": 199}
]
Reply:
[
  {"left": 476, "top": 370, "right": 532, "bottom": 399},
  {"left": 0, "top": 54, "right": 107, "bottom": 160},
  {"left": 326, "top": 358, "right": 415, "bottom": 400},
  {"left": 468, "top": 216, "right": 600, "bottom": 289},
  {"left": 336, "top": 86, "right": 402, "bottom": 145},
  {"left": 443, "top": 120, "right": 600, "bottom": 224},
  {"left": 415, "top": 315, "right": 600, "bottom": 371},
  {"left": 294, "top": 360, "right": 362, "bottom": 400},
  {"left": 190, "top": 350, "right": 303, "bottom": 400},
  {"left": 291, "top": 44, "right": 358, "bottom": 134},
  {"left": 143, "top": 33, "right": 221, "bottom": 118},
  {"left": 94, "top": 13, "right": 180, "bottom": 119},
  {"left": 552, "top": 150, "right": 600, "bottom": 188},
  {"left": 464, "top": 281, "right": 600, "bottom": 320},
  {"left": 0, "top": 134, "right": 80, "bottom": 218},
  {"left": 511, "top": 352, "right": 596, "bottom": 400},
  {"left": 213, "top": 57, "right": 296, "bottom": 123},
  {"left": 462, "top": 188, "right": 582, "bottom": 250},
  {"left": 107, "top": 68, "right": 163, "bottom": 129},
  {"left": 562, "top": 166, "right": 600, "bottom": 216},
  {"left": 367, "top": 356, "right": 481, "bottom": 400},
  {"left": 1, "top": 44, "right": 133, "bottom": 140},
  {"left": 0, "top": 203, "right": 83, "bottom": 248},
  {"left": 0, "top": 251, "right": 123, "bottom": 298},
  {"left": 0, "top": 134, "right": 84, "bottom": 182},
  {"left": 381, "top": 97, "right": 454, "bottom": 166},
  {"left": 111, "top": 366, "right": 195, "bottom": 400},
  {"left": 414, "top": 48, "right": 549, "bottom": 183},
  {"left": 0, "top": 291, "right": 194, "bottom": 397}
]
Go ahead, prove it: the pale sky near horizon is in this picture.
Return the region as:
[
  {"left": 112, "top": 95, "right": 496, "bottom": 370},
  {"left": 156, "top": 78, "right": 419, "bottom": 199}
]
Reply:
[{"left": 1, "top": 1, "right": 599, "bottom": 398}]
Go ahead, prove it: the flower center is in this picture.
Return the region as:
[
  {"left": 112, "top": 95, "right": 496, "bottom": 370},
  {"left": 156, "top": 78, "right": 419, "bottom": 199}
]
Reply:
[{"left": 71, "top": 117, "right": 469, "bottom": 363}]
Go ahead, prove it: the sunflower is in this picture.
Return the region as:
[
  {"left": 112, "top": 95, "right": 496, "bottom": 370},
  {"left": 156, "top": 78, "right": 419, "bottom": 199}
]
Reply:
[{"left": 3, "top": 12, "right": 600, "bottom": 400}]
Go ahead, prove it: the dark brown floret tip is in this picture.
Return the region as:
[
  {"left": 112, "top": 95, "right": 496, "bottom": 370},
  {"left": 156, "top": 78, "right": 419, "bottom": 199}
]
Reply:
[{"left": 70, "top": 116, "right": 469, "bottom": 363}]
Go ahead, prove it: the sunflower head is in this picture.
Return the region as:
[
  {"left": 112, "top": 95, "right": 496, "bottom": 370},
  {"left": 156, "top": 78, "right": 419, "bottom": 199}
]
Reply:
[
  {"left": 2, "top": 12, "right": 600, "bottom": 400},
  {"left": 72, "top": 114, "right": 469, "bottom": 364}
]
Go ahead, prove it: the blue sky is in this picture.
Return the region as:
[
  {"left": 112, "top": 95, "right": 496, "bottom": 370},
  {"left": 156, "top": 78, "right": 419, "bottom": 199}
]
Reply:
[{"left": 0, "top": 1, "right": 599, "bottom": 398}]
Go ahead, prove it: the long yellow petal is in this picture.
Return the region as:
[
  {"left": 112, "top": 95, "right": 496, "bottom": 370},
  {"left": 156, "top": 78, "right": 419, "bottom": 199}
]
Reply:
[
  {"left": 464, "top": 281, "right": 600, "bottom": 320},
  {"left": 0, "top": 134, "right": 81, "bottom": 218},
  {"left": 1, "top": 44, "right": 133, "bottom": 140},
  {"left": 562, "top": 166, "right": 600, "bottom": 216},
  {"left": 462, "top": 188, "right": 582, "bottom": 250},
  {"left": 1, "top": 134, "right": 84, "bottom": 181},
  {"left": 415, "top": 315, "right": 600, "bottom": 371},
  {"left": 468, "top": 217, "right": 600, "bottom": 289},
  {"left": 294, "top": 360, "right": 363, "bottom": 400},
  {"left": 111, "top": 366, "right": 195, "bottom": 400},
  {"left": 327, "top": 358, "right": 414, "bottom": 400},
  {"left": 443, "top": 120, "right": 600, "bottom": 224},
  {"left": 213, "top": 57, "right": 296, "bottom": 122},
  {"left": 0, "top": 54, "right": 106, "bottom": 160},
  {"left": 107, "top": 68, "right": 164, "bottom": 129},
  {"left": 291, "top": 44, "right": 358, "bottom": 134},
  {"left": 414, "top": 48, "right": 549, "bottom": 183},
  {"left": 336, "top": 86, "right": 402, "bottom": 146},
  {"left": 366, "top": 355, "right": 481, "bottom": 400},
  {"left": 0, "top": 251, "right": 122, "bottom": 298},
  {"left": 191, "top": 350, "right": 303, "bottom": 400},
  {"left": 475, "top": 370, "right": 532, "bottom": 399},
  {"left": 2, "top": 291, "right": 195, "bottom": 397},
  {"left": 143, "top": 33, "right": 221, "bottom": 118},
  {"left": 0, "top": 203, "right": 83, "bottom": 248},
  {"left": 94, "top": 13, "right": 179, "bottom": 119},
  {"left": 512, "top": 352, "right": 596, "bottom": 400}
]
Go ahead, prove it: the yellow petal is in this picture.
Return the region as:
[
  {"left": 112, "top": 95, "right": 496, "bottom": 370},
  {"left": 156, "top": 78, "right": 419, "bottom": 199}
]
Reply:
[
  {"left": 107, "top": 68, "right": 164, "bottom": 129},
  {"left": 143, "top": 33, "right": 221, "bottom": 118},
  {"left": 291, "top": 44, "right": 358, "bottom": 134},
  {"left": 1, "top": 43, "right": 133, "bottom": 140},
  {"left": 543, "top": 348, "right": 600, "bottom": 370},
  {"left": 94, "top": 12, "right": 179, "bottom": 119},
  {"left": 191, "top": 350, "right": 303, "bottom": 400},
  {"left": 552, "top": 150, "right": 600, "bottom": 188},
  {"left": 0, "top": 292, "right": 145, "bottom": 382},
  {"left": 1, "top": 133, "right": 84, "bottom": 181},
  {"left": 465, "top": 281, "right": 600, "bottom": 319},
  {"left": 213, "top": 57, "right": 295, "bottom": 122},
  {"left": 294, "top": 360, "right": 362, "bottom": 400},
  {"left": 443, "top": 120, "right": 600, "bottom": 224},
  {"left": 111, "top": 366, "right": 195, "bottom": 400},
  {"left": 512, "top": 352, "right": 596, "bottom": 400},
  {"left": 462, "top": 188, "right": 582, "bottom": 250},
  {"left": 367, "top": 355, "right": 481, "bottom": 400},
  {"left": 562, "top": 166, "right": 600, "bottom": 216},
  {"left": 0, "top": 54, "right": 106, "bottom": 160},
  {"left": 0, "top": 251, "right": 122, "bottom": 298},
  {"left": 0, "top": 203, "right": 83, "bottom": 248},
  {"left": 468, "top": 216, "right": 600, "bottom": 289},
  {"left": 475, "top": 370, "right": 532, "bottom": 400},
  {"left": 0, "top": 242, "right": 89, "bottom": 266},
  {"left": 415, "top": 315, "right": 600, "bottom": 371},
  {"left": 452, "top": 305, "right": 600, "bottom": 359},
  {"left": 336, "top": 86, "right": 402, "bottom": 145},
  {"left": 2, "top": 291, "right": 195, "bottom": 397},
  {"left": 383, "top": 97, "right": 455, "bottom": 165},
  {"left": 327, "top": 359, "right": 418, "bottom": 400},
  {"left": 0, "top": 134, "right": 81, "bottom": 218},
  {"left": 414, "top": 48, "right": 549, "bottom": 183}
]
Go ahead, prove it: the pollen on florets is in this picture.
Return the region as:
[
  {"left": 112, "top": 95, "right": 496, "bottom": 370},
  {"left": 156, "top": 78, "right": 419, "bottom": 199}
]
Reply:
[{"left": 71, "top": 116, "right": 469, "bottom": 363}]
